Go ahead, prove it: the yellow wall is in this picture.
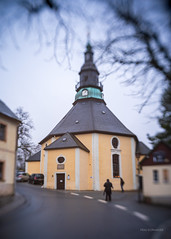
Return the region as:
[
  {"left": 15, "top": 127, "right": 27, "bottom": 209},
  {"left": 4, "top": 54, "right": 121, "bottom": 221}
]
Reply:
[
  {"left": 98, "top": 134, "right": 136, "bottom": 191},
  {"left": 46, "top": 148, "right": 76, "bottom": 190},
  {"left": 0, "top": 116, "right": 18, "bottom": 196},
  {"left": 26, "top": 161, "right": 40, "bottom": 175},
  {"left": 76, "top": 134, "right": 93, "bottom": 189},
  {"left": 40, "top": 138, "right": 56, "bottom": 174},
  {"left": 77, "top": 133, "right": 136, "bottom": 191},
  {"left": 79, "top": 149, "right": 89, "bottom": 190},
  {"left": 37, "top": 132, "right": 138, "bottom": 191}
]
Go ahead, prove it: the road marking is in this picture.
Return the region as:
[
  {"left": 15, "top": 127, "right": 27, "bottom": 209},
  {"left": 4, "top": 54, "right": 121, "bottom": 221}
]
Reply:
[
  {"left": 115, "top": 204, "right": 128, "bottom": 211},
  {"left": 98, "top": 199, "right": 107, "bottom": 204},
  {"left": 84, "top": 195, "right": 93, "bottom": 199},
  {"left": 133, "top": 211, "right": 149, "bottom": 221},
  {"left": 71, "top": 192, "right": 79, "bottom": 196}
]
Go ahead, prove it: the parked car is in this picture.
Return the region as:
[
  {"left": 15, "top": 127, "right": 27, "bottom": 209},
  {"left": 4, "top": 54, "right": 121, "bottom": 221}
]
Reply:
[
  {"left": 16, "top": 172, "right": 30, "bottom": 182},
  {"left": 29, "top": 174, "right": 44, "bottom": 185}
]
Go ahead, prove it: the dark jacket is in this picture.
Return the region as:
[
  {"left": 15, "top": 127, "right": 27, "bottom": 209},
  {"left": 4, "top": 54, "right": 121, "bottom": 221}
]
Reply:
[
  {"left": 104, "top": 181, "right": 113, "bottom": 194},
  {"left": 120, "top": 178, "right": 125, "bottom": 185}
]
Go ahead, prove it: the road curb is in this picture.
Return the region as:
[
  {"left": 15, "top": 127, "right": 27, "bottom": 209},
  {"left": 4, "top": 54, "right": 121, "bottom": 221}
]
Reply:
[{"left": 0, "top": 192, "right": 26, "bottom": 217}]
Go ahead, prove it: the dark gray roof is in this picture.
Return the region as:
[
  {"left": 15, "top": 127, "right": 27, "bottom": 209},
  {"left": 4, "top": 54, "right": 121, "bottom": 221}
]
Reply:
[
  {"left": 40, "top": 99, "right": 136, "bottom": 144},
  {"left": 0, "top": 100, "right": 20, "bottom": 122},
  {"left": 136, "top": 141, "right": 150, "bottom": 155},
  {"left": 44, "top": 132, "right": 90, "bottom": 152},
  {"left": 26, "top": 151, "right": 41, "bottom": 162}
]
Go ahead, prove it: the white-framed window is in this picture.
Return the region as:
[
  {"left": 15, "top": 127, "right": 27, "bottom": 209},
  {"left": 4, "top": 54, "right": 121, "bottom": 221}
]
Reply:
[
  {"left": 112, "top": 154, "right": 120, "bottom": 178},
  {"left": 111, "top": 136, "right": 120, "bottom": 149},
  {"left": 153, "top": 170, "right": 159, "bottom": 183},
  {"left": 56, "top": 155, "right": 66, "bottom": 164}
]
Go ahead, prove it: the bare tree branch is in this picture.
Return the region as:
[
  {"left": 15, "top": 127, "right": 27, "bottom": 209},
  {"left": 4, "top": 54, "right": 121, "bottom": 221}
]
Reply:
[{"left": 96, "top": 0, "right": 171, "bottom": 111}]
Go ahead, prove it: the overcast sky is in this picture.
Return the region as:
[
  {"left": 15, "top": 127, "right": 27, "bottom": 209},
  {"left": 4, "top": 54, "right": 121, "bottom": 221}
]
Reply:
[
  {"left": 0, "top": 32, "right": 161, "bottom": 149},
  {"left": 0, "top": 1, "right": 162, "bottom": 149}
]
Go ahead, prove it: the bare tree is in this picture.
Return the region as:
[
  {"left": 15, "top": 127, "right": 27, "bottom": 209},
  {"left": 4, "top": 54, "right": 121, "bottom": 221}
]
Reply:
[
  {"left": 0, "top": 0, "right": 86, "bottom": 67},
  {"left": 15, "top": 107, "right": 39, "bottom": 170},
  {"left": 96, "top": 0, "right": 171, "bottom": 112}
]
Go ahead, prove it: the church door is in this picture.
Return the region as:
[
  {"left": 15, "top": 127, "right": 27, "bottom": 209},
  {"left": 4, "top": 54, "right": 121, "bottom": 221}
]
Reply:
[{"left": 56, "top": 173, "right": 65, "bottom": 190}]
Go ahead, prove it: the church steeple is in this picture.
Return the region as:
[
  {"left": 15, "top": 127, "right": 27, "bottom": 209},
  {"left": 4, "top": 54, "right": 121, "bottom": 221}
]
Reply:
[
  {"left": 84, "top": 42, "right": 93, "bottom": 63},
  {"left": 75, "top": 42, "right": 103, "bottom": 102}
]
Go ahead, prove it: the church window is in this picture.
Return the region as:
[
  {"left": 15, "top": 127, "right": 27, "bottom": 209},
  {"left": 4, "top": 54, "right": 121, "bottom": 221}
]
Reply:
[
  {"left": 112, "top": 154, "right": 119, "bottom": 177},
  {"left": 112, "top": 137, "right": 119, "bottom": 149},
  {"left": 0, "top": 123, "right": 6, "bottom": 141},
  {"left": 57, "top": 156, "right": 65, "bottom": 164}
]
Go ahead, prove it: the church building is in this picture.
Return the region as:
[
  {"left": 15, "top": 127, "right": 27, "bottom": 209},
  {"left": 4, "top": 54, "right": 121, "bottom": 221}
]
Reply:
[{"left": 26, "top": 43, "right": 149, "bottom": 191}]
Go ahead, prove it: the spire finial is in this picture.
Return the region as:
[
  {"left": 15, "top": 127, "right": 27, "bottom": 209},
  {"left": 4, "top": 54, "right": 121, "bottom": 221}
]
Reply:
[
  {"left": 87, "top": 29, "right": 90, "bottom": 44},
  {"left": 86, "top": 27, "right": 92, "bottom": 52}
]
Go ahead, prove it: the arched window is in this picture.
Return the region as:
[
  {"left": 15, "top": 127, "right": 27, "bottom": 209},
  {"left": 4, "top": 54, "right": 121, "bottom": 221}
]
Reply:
[{"left": 112, "top": 154, "right": 120, "bottom": 177}]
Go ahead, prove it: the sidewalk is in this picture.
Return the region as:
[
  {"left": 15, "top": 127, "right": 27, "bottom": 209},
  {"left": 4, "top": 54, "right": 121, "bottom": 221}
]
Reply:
[{"left": 0, "top": 192, "right": 26, "bottom": 217}]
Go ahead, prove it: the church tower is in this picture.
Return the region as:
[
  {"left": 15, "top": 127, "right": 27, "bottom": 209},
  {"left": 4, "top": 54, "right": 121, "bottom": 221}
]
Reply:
[
  {"left": 75, "top": 42, "right": 103, "bottom": 102},
  {"left": 26, "top": 42, "right": 149, "bottom": 191}
]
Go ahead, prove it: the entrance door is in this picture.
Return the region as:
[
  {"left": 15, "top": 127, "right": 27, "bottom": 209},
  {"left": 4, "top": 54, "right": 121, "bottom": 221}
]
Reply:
[{"left": 57, "top": 173, "right": 65, "bottom": 190}]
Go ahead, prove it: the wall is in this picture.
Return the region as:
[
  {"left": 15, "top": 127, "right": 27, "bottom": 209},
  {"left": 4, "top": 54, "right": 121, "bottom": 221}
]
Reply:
[
  {"left": 46, "top": 148, "right": 76, "bottom": 190},
  {"left": 26, "top": 161, "right": 41, "bottom": 175},
  {"left": 40, "top": 137, "right": 57, "bottom": 174},
  {"left": 77, "top": 133, "right": 136, "bottom": 191},
  {"left": 79, "top": 149, "right": 89, "bottom": 190},
  {"left": 76, "top": 134, "right": 93, "bottom": 190},
  {"left": 143, "top": 165, "right": 171, "bottom": 197},
  {"left": 0, "top": 116, "right": 18, "bottom": 196},
  {"left": 98, "top": 134, "right": 136, "bottom": 191},
  {"left": 39, "top": 132, "right": 137, "bottom": 191}
]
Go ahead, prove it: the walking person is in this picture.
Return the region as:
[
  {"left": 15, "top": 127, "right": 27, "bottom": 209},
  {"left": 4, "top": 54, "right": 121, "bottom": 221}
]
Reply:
[
  {"left": 120, "top": 177, "right": 125, "bottom": 192},
  {"left": 103, "top": 179, "right": 113, "bottom": 201}
]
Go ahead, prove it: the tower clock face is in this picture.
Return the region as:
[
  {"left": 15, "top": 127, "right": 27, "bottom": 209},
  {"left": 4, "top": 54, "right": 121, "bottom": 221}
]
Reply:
[{"left": 82, "top": 89, "right": 88, "bottom": 96}]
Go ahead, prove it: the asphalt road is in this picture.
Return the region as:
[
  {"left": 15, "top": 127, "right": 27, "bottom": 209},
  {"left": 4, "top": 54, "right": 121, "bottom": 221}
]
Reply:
[{"left": 0, "top": 183, "right": 171, "bottom": 239}]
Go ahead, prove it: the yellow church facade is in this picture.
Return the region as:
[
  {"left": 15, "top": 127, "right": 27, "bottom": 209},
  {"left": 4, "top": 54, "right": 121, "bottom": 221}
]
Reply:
[
  {"left": 26, "top": 43, "right": 149, "bottom": 191},
  {"left": 38, "top": 133, "right": 137, "bottom": 191}
]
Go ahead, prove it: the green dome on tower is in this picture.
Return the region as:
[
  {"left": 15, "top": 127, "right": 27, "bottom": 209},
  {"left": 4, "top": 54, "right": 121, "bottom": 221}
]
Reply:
[{"left": 75, "top": 87, "right": 104, "bottom": 101}]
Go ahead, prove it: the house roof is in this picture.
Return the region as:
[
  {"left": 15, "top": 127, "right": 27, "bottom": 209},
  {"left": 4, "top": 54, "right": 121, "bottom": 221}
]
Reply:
[
  {"left": 140, "top": 141, "right": 171, "bottom": 166},
  {"left": 136, "top": 141, "right": 150, "bottom": 155},
  {"left": 26, "top": 151, "right": 41, "bottom": 162},
  {"left": 40, "top": 99, "right": 136, "bottom": 144},
  {"left": 0, "top": 100, "right": 20, "bottom": 122},
  {"left": 44, "top": 132, "right": 90, "bottom": 152}
]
